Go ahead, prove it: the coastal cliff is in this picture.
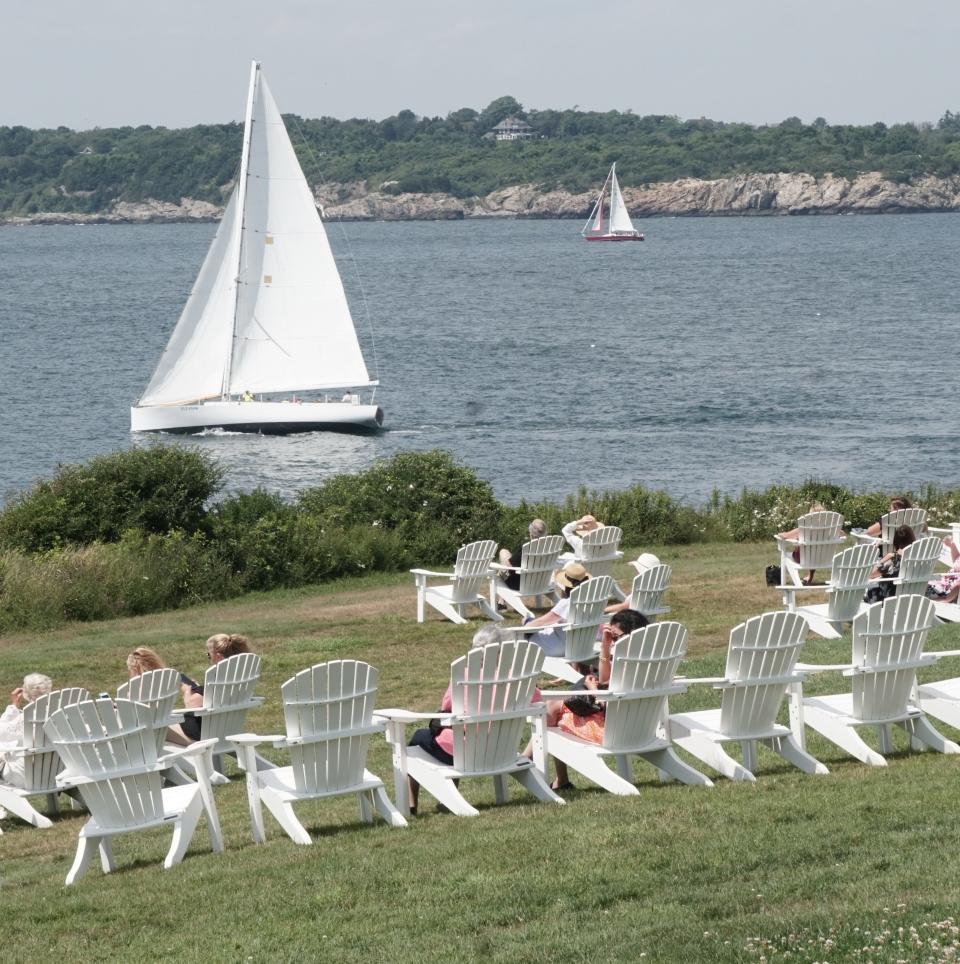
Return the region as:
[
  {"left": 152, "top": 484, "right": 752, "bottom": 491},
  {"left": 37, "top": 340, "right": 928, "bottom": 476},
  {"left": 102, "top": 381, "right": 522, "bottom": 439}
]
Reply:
[{"left": 6, "top": 172, "right": 960, "bottom": 225}]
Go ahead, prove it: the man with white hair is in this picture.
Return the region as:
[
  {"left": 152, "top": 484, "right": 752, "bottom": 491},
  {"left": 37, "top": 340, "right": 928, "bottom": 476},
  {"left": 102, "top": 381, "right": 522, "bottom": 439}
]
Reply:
[
  {"left": 0, "top": 673, "right": 54, "bottom": 789},
  {"left": 499, "top": 518, "right": 549, "bottom": 593}
]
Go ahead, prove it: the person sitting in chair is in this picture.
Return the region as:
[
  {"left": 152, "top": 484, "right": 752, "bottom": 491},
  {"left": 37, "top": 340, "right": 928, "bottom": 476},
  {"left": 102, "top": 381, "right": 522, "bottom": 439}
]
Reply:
[
  {"left": 864, "top": 496, "right": 912, "bottom": 538},
  {"left": 523, "top": 562, "right": 591, "bottom": 657},
  {"left": 179, "top": 633, "right": 253, "bottom": 741},
  {"left": 561, "top": 514, "right": 604, "bottom": 556},
  {"left": 865, "top": 525, "right": 915, "bottom": 603},
  {"left": 0, "top": 673, "right": 54, "bottom": 789},
  {"left": 498, "top": 518, "right": 548, "bottom": 592}
]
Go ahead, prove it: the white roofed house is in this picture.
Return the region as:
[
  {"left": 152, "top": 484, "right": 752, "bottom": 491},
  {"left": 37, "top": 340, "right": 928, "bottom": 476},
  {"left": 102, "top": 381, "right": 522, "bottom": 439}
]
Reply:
[{"left": 487, "top": 116, "right": 538, "bottom": 141}]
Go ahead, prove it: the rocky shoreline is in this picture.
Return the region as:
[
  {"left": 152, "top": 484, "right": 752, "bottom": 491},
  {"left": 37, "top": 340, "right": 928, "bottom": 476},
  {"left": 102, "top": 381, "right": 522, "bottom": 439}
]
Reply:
[{"left": 5, "top": 171, "right": 960, "bottom": 226}]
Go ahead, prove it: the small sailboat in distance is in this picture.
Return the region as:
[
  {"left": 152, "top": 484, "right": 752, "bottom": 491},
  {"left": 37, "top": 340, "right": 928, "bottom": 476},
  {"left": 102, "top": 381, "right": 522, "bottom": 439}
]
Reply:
[
  {"left": 581, "top": 162, "right": 644, "bottom": 242},
  {"left": 131, "top": 61, "right": 383, "bottom": 434}
]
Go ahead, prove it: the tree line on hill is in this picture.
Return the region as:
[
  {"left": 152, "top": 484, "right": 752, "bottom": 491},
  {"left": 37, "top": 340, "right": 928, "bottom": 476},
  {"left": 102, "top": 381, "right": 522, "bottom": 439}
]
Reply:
[{"left": 3, "top": 96, "right": 960, "bottom": 216}]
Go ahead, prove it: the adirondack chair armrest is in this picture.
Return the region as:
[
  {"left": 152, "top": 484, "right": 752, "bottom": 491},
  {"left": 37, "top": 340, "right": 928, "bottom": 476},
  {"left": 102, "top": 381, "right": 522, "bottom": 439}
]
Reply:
[
  {"left": 927, "top": 526, "right": 952, "bottom": 537},
  {"left": 271, "top": 723, "right": 389, "bottom": 748},
  {"left": 851, "top": 532, "right": 880, "bottom": 546},
  {"left": 171, "top": 697, "right": 264, "bottom": 720},
  {"left": 159, "top": 738, "right": 219, "bottom": 764},
  {"left": 409, "top": 568, "right": 454, "bottom": 579},
  {"left": 930, "top": 649, "right": 960, "bottom": 660},
  {"left": 226, "top": 732, "right": 285, "bottom": 748},
  {"left": 489, "top": 562, "right": 518, "bottom": 573},
  {"left": 794, "top": 661, "right": 853, "bottom": 673},
  {"left": 843, "top": 654, "right": 938, "bottom": 676},
  {"left": 677, "top": 676, "right": 729, "bottom": 686},
  {"left": 375, "top": 708, "right": 447, "bottom": 724}
]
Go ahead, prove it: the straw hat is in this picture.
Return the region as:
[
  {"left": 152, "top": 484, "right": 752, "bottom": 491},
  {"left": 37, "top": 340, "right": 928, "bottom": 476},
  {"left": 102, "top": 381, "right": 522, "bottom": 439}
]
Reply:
[
  {"left": 554, "top": 561, "right": 590, "bottom": 590},
  {"left": 574, "top": 514, "right": 604, "bottom": 536},
  {"left": 628, "top": 552, "right": 661, "bottom": 575}
]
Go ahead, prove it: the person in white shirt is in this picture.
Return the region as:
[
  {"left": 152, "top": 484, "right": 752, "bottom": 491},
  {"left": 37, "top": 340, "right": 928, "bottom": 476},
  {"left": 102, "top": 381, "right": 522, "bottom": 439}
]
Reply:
[
  {"left": 561, "top": 515, "right": 604, "bottom": 556},
  {"left": 0, "top": 673, "right": 54, "bottom": 789},
  {"left": 522, "top": 562, "right": 590, "bottom": 656}
]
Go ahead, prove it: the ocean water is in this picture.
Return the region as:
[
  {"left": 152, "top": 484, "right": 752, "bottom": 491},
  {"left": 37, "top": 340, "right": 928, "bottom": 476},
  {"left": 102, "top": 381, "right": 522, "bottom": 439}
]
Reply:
[{"left": 1, "top": 214, "right": 958, "bottom": 508}]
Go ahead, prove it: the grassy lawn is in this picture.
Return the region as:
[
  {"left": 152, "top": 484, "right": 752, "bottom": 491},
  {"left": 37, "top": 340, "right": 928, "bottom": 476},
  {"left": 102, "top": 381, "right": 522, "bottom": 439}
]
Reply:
[{"left": 3, "top": 542, "right": 960, "bottom": 962}]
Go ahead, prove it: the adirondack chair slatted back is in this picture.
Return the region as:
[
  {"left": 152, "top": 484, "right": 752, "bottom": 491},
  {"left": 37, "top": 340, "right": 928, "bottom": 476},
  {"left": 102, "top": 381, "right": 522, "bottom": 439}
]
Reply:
[
  {"left": 117, "top": 669, "right": 180, "bottom": 753},
  {"left": 628, "top": 564, "right": 672, "bottom": 616},
  {"left": 200, "top": 653, "right": 262, "bottom": 749},
  {"left": 895, "top": 536, "right": 942, "bottom": 597},
  {"left": 603, "top": 622, "right": 687, "bottom": 752},
  {"left": 450, "top": 540, "right": 497, "bottom": 604},
  {"left": 577, "top": 527, "right": 623, "bottom": 578},
  {"left": 719, "top": 611, "right": 808, "bottom": 737},
  {"left": 562, "top": 575, "right": 616, "bottom": 663},
  {"left": 825, "top": 544, "right": 878, "bottom": 623},
  {"left": 45, "top": 699, "right": 164, "bottom": 830},
  {"left": 795, "top": 511, "right": 846, "bottom": 570},
  {"left": 448, "top": 640, "right": 543, "bottom": 775},
  {"left": 515, "top": 536, "right": 565, "bottom": 597},
  {"left": 21, "top": 688, "right": 90, "bottom": 793},
  {"left": 280, "top": 660, "right": 379, "bottom": 794},
  {"left": 879, "top": 508, "right": 928, "bottom": 555},
  {"left": 850, "top": 595, "right": 934, "bottom": 722}
]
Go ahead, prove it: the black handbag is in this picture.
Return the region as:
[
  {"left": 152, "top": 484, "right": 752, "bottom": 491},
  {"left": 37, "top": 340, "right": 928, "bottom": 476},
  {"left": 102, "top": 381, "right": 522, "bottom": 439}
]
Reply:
[{"left": 765, "top": 565, "right": 781, "bottom": 587}]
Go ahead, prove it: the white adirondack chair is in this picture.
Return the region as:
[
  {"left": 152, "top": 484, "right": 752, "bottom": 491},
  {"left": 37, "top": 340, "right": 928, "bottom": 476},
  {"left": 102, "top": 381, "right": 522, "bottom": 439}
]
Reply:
[
  {"left": 171, "top": 652, "right": 268, "bottom": 780},
  {"left": 915, "top": 644, "right": 960, "bottom": 730},
  {"left": 378, "top": 640, "right": 565, "bottom": 817},
  {"left": 411, "top": 539, "right": 502, "bottom": 624},
  {"left": 780, "top": 543, "right": 877, "bottom": 639},
  {"left": 117, "top": 668, "right": 180, "bottom": 753},
  {"left": 791, "top": 594, "right": 959, "bottom": 766},
  {"left": 882, "top": 535, "right": 942, "bottom": 597},
  {"left": 776, "top": 510, "right": 846, "bottom": 588},
  {"left": 230, "top": 660, "right": 406, "bottom": 844},
  {"left": 669, "top": 611, "right": 828, "bottom": 782},
  {"left": 628, "top": 564, "right": 672, "bottom": 619},
  {"left": 0, "top": 687, "right": 89, "bottom": 831},
  {"left": 45, "top": 698, "right": 223, "bottom": 885},
  {"left": 574, "top": 525, "right": 624, "bottom": 580},
  {"left": 852, "top": 507, "right": 928, "bottom": 554},
  {"left": 537, "top": 623, "right": 713, "bottom": 794},
  {"left": 539, "top": 574, "right": 616, "bottom": 684},
  {"left": 490, "top": 535, "right": 565, "bottom": 619}
]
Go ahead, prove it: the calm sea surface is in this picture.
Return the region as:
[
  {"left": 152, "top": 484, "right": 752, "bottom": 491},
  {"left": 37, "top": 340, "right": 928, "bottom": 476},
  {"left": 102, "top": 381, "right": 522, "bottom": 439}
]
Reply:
[{"left": 1, "top": 214, "right": 958, "bottom": 507}]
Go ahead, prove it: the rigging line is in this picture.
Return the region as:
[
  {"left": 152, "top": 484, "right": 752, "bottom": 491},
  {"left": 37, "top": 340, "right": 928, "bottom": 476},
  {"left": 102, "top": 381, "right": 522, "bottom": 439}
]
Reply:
[{"left": 287, "top": 112, "right": 381, "bottom": 384}]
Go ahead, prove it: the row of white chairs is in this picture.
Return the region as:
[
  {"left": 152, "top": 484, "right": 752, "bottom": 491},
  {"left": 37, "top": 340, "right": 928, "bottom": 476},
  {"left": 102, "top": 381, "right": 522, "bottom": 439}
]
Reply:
[
  {"left": 412, "top": 534, "right": 671, "bottom": 625},
  {"left": 9, "top": 594, "right": 960, "bottom": 885}
]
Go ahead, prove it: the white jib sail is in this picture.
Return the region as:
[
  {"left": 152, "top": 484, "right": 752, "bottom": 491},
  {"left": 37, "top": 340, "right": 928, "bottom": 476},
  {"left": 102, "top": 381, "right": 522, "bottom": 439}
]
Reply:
[
  {"left": 608, "top": 167, "right": 637, "bottom": 235},
  {"left": 228, "top": 69, "right": 372, "bottom": 395}
]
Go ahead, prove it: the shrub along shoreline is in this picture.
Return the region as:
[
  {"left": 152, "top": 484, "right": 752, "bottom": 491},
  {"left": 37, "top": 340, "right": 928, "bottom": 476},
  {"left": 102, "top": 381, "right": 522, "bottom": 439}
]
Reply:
[{"left": 1, "top": 445, "right": 957, "bottom": 633}]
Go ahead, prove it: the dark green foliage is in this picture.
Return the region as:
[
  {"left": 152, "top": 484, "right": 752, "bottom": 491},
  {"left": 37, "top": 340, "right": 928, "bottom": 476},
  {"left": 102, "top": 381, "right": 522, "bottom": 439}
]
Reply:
[
  {"left": 0, "top": 446, "right": 223, "bottom": 551},
  {"left": 298, "top": 450, "right": 506, "bottom": 561},
  {"left": 5, "top": 105, "right": 960, "bottom": 215}
]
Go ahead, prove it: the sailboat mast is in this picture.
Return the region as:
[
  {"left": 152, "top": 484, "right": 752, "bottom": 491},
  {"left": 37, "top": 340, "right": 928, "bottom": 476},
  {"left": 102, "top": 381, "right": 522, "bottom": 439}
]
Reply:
[{"left": 222, "top": 60, "right": 259, "bottom": 400}]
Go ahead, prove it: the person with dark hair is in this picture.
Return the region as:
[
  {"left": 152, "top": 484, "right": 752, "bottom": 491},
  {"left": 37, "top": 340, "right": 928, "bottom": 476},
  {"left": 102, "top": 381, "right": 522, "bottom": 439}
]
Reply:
[
  {"left": 865, "top": 525, "right": 916, "bottom": 603},
  {"left": 865, "top": 496, "right": 913, "bottom": 538},
  {"left": 540, "top": 609, "right": 650, "bottom": 790}
]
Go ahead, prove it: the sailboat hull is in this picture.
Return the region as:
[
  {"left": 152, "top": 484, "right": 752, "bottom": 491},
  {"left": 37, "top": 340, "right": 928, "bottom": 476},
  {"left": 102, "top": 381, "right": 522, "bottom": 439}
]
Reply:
[
  {"left": 585, "top": 234, "right": 645, "bottom": 242},
  {"left": 130, "top": 400, "right": 384, "bottom": 435}
]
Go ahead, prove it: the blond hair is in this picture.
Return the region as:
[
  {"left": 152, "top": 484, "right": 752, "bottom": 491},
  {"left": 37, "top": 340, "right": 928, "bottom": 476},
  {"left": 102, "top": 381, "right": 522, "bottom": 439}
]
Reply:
[
  {"left": 127, "top": 647, "right": 165, "bottom": 676},
  {"left": 205, "top": 633, "right": 251, "bottom": 660}
]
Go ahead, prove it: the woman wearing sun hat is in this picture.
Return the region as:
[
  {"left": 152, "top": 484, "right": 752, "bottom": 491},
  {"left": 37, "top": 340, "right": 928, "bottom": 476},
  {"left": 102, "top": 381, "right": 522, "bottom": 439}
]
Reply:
[
  {"left": 561, "top": 515, "right": 604, "bottom": 556},
  {"left": 605, "top": 552, "right": 661, "bottom": 615},
  {"left": 521, "top": 561, "right": 591, "bottom": 656}
]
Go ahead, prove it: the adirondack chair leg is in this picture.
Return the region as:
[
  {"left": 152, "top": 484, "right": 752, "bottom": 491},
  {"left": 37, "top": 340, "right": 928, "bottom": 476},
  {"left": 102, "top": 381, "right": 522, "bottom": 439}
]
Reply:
[
  {"left": 741, "top": 740, "right": 758, "bottom": 774},
  {"left": 671, "top": 735, "right": 756, "bottom": 783},
  {"left": 788, "top": 682, "right": 807, "bottom": 749},
  {"left": 798, "top": 612, "right": 842, "bottom": 640},
  {"left": 474, "top": 597, "right": 504, "bottom": 623},
  {"left": 239, "top": 746, "right": 268, "bottom": 844},
  {"left": 549, "top": 743, "right": 639, "bottom": 795},
  {"left": 498, "top": 589, "right": 534, "bottom": 620},
  {"left": 45, "top": 792, "right": 60, "bottom": 815},
  {"left": 99, "top": 836, "right": 116, "bottom": 874},
  {"left": 260, "top": 787, "right": 312, "bottom": 844},
  {"left": 429, "top": 597, "right": 469, "bottom": 625},
  {"left": 899, "top": 716, "right": 960, "bottom": 755},
  {"left": 165, "top": 791, "right": 203, "bottom": 868},
  {"left": 65, "top": 834, "right": 100, "bottom": 885},
  {"left": 761, "top": 735, "right": 829, "bottom": 776},
  {"left": 369, "top": 784, "right": 407, "bottom": 828},
  {"left": 192, "top": 747, "right": 224, "bottom": 853},
  {"left": 406, "top": 759, "right": 479, "bottom": 816},
  {"left": 803, "top": 709, "right": 887, "bottom": 766},
  {"left": 529, "top": 716, "right": 548, "bottom": 777},
  {"left": 493, "top": 774, "right": 509, "bottom": 805},
  {"left": 358, "top": 790, "right": 374, "bottom": 824},
  {"left": 510, "top": 762, "right": 566, "bottom": 805},
  {"left": 876, "top": 724, "right": 894, "bottom": 756},
  {"left": 640, "top": 748, "right": 714, "bottom": 788},
  {"left": 0, "top": 786, "right": 53, "bottom": 829}
]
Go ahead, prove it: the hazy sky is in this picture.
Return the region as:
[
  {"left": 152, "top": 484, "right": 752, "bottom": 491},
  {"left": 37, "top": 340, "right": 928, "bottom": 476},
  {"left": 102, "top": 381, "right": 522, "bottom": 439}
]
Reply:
[{"left": 7, "top": 0, "right": 959, "bottom": 130}]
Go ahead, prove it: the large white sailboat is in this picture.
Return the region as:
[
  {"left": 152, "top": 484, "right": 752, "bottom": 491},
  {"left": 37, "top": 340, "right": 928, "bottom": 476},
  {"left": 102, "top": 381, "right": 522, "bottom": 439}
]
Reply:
[
  {"left": 131, "top": 62, "right": 383, "bottom": 434},
  {"left": 581, "top": 162, "right": 644, "bottom": 242}
]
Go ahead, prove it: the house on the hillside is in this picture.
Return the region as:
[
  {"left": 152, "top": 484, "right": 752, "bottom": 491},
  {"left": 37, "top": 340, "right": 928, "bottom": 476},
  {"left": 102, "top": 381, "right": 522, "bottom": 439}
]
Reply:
[{"left": 485, "top": 116, "right": 538, "bottom": 141}]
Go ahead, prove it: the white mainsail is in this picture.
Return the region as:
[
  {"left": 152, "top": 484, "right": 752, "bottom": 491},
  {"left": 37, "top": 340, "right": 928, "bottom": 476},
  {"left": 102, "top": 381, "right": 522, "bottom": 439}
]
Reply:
[
  {"left": 607, "top": 165, "right": 637, "bottom": 235},
  {"left": 138, "top": 62, "right": 374, "bottom": 408}
]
